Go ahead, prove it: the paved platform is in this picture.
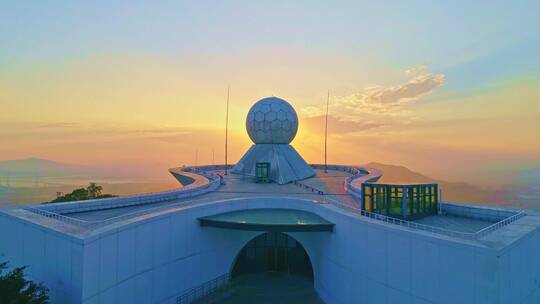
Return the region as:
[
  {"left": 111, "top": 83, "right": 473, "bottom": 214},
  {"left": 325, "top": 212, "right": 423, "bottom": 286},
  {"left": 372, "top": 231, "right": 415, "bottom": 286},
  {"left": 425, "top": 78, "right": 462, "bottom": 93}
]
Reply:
[
  {"left": 413, "top": 214, "right": 496, "bottom": 233},
  {"left": 63, "top": 169, "right": 352, "bottom": 222},
  {"left": 220, "top": 273, "right": 323, "bottom": 304}
]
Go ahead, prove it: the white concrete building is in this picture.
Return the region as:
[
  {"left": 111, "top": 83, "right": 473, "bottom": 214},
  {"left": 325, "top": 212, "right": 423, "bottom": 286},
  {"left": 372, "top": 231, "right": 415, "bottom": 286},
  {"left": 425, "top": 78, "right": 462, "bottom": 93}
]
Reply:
[{"left": 1, "top": 98, "right": 540, "bottom": 304}]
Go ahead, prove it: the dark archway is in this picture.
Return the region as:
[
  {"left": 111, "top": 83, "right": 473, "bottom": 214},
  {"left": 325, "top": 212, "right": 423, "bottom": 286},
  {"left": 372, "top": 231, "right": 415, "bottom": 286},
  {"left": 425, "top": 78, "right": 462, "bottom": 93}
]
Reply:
[{"left": 232, "top": 232, "right": 313, "bottom": 281}]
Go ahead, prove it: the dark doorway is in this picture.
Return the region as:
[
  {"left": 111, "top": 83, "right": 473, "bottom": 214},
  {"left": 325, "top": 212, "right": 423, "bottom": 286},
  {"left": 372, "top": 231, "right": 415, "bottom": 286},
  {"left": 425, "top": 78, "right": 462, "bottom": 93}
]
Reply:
[
  {"left": 232, "top": 232, "right": 313, "bottom": 281},
  {"left": 225, "top": 232, "right": 322, "bottom": 303}
]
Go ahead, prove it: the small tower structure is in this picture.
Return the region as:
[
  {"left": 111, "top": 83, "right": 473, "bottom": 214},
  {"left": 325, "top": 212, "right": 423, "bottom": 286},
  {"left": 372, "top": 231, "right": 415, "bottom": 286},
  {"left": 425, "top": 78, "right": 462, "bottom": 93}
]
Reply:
[{"left": 232, "top": 97, "right": 315, "bottom": 184}]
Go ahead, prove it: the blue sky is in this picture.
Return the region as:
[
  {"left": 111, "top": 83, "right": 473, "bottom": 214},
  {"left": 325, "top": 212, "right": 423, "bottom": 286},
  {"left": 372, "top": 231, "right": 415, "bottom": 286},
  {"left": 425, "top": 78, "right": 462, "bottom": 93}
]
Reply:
[
  {"left": 2, "top": 1, "right": 538, "bottom": 67},
  {"left": 2, "top": 1, "right": 539, "bottom": 92}
]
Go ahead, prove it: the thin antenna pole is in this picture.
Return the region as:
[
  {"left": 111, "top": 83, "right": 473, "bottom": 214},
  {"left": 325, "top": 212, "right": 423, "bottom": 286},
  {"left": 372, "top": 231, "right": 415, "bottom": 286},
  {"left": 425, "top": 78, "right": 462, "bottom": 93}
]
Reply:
[
  {"left": 212, "top": 149, "right": 215, "bottom": 166},
  {"left": 195, "top": 148, "right": 198, "bottom": 167},
  {"left": 224, "top": 86, "right": 230, "bottom": 175},
  {"left": 324, "top": 89, "right": 330, "bottom": 173}
]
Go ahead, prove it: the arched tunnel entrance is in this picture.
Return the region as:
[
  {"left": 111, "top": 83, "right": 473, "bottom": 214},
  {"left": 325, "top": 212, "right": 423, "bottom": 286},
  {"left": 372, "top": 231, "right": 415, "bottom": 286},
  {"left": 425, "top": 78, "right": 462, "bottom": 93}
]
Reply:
[
  {"left": 226, "top": 232, "right": 322, "bottom": 304},
  {"left": 197, "top": 208, "right": 332, "bottom": 303},
  {"left": 232, "top": 232, "right": 313, "bottom": 280}
]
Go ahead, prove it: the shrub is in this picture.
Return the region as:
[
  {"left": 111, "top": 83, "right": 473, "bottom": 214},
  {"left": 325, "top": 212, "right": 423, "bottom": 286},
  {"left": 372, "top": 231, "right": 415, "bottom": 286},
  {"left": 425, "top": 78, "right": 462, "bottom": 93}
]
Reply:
[{"left": 0, "top": 261, "right": 49, "bottom": 304}]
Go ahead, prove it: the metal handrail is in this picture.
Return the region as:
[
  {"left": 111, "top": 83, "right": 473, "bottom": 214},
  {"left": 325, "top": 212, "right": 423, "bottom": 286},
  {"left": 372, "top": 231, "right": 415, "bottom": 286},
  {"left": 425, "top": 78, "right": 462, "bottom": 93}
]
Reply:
[
  {"left": 176, "top": 273, "right": 231, "bottom": 304},
  {"left": 25, "top": 163, "right": 526, "bottom": 240},
  {"left": 292, "top": 181, "right": 325, "bottom": 195},
  {"left": 26, "top": 207, "right": 90, "bottom": 226},
  {"left": 327, "top": 198, "right": 476, "bottom": 240},
  {"left": 310, "top": 163, "right": 365, "bottom": 175},
  {"left": 25, "top": 165, "right": 225, "bottom": 228},
  {"left": 475, "top": 211, "right": 527, "bottom": 239},
  {"left": 325, "top": 197, "right": 526, "bottom": 240}
]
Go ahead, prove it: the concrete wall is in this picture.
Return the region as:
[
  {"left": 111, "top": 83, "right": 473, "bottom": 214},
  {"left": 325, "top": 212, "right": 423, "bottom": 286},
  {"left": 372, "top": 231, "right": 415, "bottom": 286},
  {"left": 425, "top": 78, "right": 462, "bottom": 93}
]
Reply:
[
  {"left": 79, "top": 210, "right": 258, "bottom": 303},
  {"left": 75, "top": 197, "right": 517, "bottom": 304},
  {"left": 292, "top": 208, "right": 501, "bottom": 304},
  {"left": 77, "top": 198, "right": 324, "bottom": 303},
  {"left": 498, "top": 223, "right": 540, "bottom": 304},
  {"left": 0, "top": 212, "right": 84, "bottom": 303}
]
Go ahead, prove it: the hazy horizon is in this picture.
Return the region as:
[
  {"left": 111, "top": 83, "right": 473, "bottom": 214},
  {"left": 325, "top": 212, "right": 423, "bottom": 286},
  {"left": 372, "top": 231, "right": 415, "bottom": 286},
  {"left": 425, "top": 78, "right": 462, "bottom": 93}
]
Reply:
[{"left": 1, "top": 157, "right": 538, "bottom": 211}]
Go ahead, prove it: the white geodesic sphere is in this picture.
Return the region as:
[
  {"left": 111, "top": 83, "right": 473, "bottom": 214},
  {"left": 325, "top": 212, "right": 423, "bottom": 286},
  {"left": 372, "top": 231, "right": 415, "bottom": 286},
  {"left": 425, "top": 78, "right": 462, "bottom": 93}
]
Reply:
[{"left": 246, "top": 97, "right": 299, "bottom": 144}]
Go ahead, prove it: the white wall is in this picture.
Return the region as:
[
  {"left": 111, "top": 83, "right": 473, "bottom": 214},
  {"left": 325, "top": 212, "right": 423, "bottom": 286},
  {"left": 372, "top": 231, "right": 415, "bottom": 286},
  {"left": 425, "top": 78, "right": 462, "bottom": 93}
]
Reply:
[
  {"left": 79, "top": 202, "right": 262, "bottom": 304},
  {"left": 76, "top": 197, "right": 513, "bottom": 304},
  {"left": 0, "top": 212, "right": 84, "bottom": 303},
  {"left": 499, "top": 224, "right": 540, "bottom": 304},
  {"left": 293, "top": 209, "right": 501, "bottom": 304}
]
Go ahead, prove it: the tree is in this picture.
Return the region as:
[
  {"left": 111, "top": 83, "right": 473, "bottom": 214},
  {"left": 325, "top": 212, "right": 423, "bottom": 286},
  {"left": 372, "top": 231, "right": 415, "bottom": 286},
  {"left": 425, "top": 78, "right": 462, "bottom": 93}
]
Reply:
[
  {"left": 46, "top": 183, "right": 116, "bottom": 204},
  {"left": 86, "top": 182, "right": 103, "bottom": 199},
  {"left": 0, "top": 261, "right": 49, "bottom": 304}
]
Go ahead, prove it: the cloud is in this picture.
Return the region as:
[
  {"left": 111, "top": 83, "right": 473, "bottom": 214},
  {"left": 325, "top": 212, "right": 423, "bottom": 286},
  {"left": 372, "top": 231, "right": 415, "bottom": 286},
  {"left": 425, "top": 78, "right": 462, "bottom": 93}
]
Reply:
[
  {"left": 302, "top": 115, "right": 383, "bottom": 135},
  {"left": 341, "top": 73, "right": 446, "bottom": 115},
  {"left": 303, "top": 66, "right": 446, "bottom": 118},
  {"left": 37, "top": 122, "right": 80, "bottom": 129},
  {"left": 404, "top": 65, "right": 428, "bottom": 77}
]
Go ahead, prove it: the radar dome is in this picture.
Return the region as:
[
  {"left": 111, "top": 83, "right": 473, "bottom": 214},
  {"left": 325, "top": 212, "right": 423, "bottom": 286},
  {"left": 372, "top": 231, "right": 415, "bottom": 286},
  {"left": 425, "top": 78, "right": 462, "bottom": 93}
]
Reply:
[{"left": 246, "top": 97, "right": 299, "bottom": 144}]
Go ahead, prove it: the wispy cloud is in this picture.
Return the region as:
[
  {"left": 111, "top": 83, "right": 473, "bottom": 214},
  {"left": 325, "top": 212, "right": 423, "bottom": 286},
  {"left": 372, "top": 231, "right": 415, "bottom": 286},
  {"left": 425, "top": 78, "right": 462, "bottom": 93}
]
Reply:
[
  {"left": 37, "top": 122, "right": 80, "bottom": 129},
  {"left": 404, "top": 64, "right": 428, "bottom": 77},
  {"left": 302, "top": 115, "right": 383, "bottom": 135},
  {"left": 303, "top": 66, "right": 446, "bottom": 118}
]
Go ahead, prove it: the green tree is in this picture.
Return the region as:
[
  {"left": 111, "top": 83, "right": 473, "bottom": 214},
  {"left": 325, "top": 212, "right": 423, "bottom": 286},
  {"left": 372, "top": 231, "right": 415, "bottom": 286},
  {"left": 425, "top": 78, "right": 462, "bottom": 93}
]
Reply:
[
  {"left": 46, "top": 183, "right": 116, "bottom": 204},
  {"left": 0, "top": 261, "right": 49, "bottom": 304},
  {"left": 86, "top": 182, "right": 103, "bottom": 199}
]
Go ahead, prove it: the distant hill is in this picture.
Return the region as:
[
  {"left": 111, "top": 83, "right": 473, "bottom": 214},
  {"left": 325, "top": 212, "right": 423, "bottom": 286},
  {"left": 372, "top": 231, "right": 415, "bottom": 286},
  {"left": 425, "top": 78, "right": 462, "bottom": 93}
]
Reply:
[
  {"left": 0, "top": 158, "right": 93, "bottom": 177},
  {"left": 364, "top": 162, "right": 506, "bottom": 205},
  {"left": 365, "top": 162, "right": 435, "bottom": 184}
]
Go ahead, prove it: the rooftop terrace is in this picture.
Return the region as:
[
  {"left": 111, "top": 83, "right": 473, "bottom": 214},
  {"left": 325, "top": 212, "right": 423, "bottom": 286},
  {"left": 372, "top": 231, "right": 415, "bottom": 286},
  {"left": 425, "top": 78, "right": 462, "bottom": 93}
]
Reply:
[
  {"left": 2, "top": 164, "right": 534, "bottom": 249},
  {"left": 414, "top": 214, "right": 496, "bottom": 233},
  {"left": 56, "top": 168, "right": 355, "bottom": 223}
]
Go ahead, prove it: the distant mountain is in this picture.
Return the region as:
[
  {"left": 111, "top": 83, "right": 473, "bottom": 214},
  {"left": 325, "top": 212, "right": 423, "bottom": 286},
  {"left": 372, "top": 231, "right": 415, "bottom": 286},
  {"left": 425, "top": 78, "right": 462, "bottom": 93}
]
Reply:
[
  {"left": 0, "top": 158, "right": 93, "bottom": 177},
  {"left": 365, "top": 162, "right": 435, "bottom": 184},
  {"left": 364, "top": 162, "right": 506, "bottom": 205}
]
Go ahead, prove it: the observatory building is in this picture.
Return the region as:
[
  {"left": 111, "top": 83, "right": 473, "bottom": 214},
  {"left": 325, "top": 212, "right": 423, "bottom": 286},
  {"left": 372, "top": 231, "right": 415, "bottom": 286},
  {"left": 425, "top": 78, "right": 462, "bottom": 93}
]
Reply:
[
  {"left": 232, "top": 97, "right": 315, "bottom": 184},
  {"left": 1, "top": 97, "right": 540, "bottom": 304}
]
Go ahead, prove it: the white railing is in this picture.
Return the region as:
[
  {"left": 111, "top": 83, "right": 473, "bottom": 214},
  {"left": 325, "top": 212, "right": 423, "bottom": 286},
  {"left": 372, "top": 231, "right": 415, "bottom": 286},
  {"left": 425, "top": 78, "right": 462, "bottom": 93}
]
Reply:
[
  {"left": 310, "top": 164, "right": 365, "bottom": 175},
  {"left": 308, "top": 164, "right": 383, "bottom": 198},
  {"left": 27, "top": 207, "right": 90, "bottom": 226},
  {"left": 186, "top": 164, "right": 234, "bottom": 173},
  {"left": 176, "top": 273, "right": 231, "bottom": 304},
  {"left": 25, "top": 165, "right": 225, "bottom": 228},
  {"left": 292, "top": 180, "right": 325, "bottom": 195},
  {"left": 326, "top": 197, "right": 477, "bottom": 240},
  {"left": 24, "top": 163, "right": 526, "bottom": 240},
  {"left": 343, "top": 167, "right": 382, "bottom": 198},
  {"left": 325, "top": 197, "right": 526, "bottom": 240},
  {"left": 475, "top": 211, "right": 527, "bottom": 239}
]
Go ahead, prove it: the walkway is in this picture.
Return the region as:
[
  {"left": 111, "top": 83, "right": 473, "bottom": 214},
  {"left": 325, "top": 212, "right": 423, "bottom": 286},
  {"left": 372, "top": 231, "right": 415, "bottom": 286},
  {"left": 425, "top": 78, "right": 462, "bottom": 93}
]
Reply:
[{"left": 215, "top": 273, "right": 324, "bottom": 304}]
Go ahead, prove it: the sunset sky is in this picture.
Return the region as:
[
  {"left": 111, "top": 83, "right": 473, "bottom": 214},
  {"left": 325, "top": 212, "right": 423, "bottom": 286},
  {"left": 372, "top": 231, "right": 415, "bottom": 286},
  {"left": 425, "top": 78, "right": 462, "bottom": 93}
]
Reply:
[{"left": 1, "top": 1, "right": 539, "bottom": 186}]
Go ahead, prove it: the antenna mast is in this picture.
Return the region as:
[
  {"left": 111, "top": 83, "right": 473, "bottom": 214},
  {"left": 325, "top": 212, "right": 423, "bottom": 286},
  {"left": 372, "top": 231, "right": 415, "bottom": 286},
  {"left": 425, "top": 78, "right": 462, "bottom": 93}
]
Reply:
[
  {"left": 324, "top": 89, "right": 330, "bottom": 173},
  {"left": 224, "top": 86, "right": 230, "bottom": 175}
]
